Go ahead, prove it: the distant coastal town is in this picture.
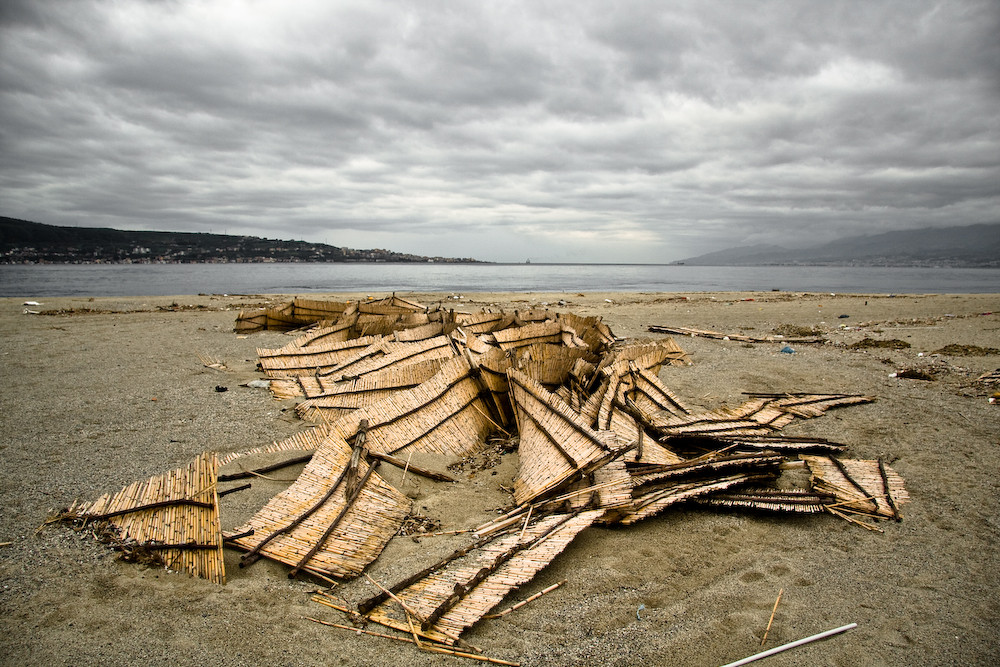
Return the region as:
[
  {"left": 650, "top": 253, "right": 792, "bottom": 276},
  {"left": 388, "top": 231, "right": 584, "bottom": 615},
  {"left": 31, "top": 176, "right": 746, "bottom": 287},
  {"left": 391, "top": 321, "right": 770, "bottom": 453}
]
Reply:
[{"left": 0, "top": 218, "right": 481, "bottom": 265}]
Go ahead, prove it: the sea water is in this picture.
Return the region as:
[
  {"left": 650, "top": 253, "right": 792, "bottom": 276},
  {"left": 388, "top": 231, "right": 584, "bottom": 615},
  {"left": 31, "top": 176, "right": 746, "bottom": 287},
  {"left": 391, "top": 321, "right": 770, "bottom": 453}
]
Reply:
[{"left": 1, "top": 262, "right": 998, "bottom": 298}]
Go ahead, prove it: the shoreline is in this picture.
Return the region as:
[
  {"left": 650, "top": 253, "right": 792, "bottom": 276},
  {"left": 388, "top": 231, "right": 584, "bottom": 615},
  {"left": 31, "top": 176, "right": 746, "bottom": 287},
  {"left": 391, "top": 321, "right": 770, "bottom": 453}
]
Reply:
[{"left": 2, "top": 292, "right": 998, "bottom": 665}]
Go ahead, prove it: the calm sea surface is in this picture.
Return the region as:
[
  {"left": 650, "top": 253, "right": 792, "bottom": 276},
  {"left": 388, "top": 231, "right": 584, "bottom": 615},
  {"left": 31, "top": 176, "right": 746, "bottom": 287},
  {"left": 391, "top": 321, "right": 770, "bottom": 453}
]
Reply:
[{"left": 1, "top": 263, "right": 998, "bottom": 297}]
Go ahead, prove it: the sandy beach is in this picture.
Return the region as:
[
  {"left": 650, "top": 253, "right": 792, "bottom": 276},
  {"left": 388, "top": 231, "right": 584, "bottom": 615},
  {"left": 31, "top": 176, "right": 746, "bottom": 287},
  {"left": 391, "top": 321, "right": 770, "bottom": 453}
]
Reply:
[{"left": 1, "top": 290, "right": 998, "bottom": 666}]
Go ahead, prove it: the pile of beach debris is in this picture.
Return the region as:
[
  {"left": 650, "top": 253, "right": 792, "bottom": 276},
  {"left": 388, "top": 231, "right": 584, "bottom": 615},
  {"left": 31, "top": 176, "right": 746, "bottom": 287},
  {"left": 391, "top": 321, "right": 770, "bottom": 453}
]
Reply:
[{"left": 59, "top": 295, "right": 907, "bottom": 663}]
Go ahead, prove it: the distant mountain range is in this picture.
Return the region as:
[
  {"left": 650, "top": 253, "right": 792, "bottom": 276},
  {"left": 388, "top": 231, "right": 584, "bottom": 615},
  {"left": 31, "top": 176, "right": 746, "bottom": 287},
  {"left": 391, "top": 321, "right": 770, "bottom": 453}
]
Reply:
[
  {"left": 677, "top": 223, "right": 1000, "bottom": 268},
  {"left": 0, "top": 217, "right": 481, "bottom": 264}
]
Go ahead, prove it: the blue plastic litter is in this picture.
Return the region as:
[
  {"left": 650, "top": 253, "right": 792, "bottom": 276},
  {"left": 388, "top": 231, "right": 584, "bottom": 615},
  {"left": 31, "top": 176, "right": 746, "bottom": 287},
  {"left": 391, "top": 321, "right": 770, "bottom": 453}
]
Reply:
[{"left": 780, "top": 346, "right": 795, "bottom": 354}]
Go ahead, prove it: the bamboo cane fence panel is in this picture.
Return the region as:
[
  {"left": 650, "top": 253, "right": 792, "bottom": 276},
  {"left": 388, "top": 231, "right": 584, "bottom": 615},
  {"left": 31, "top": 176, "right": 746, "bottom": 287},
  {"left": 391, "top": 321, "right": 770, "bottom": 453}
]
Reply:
[
  {"left": 652, "top": 393, "right": 875, "bottom": 438},
  {"left": 235, "top": 309, "right": 269, "bottom": 334},
  {"left": 745, "top": 393, "right": 876, "bottom": 418},
  {"left": 512, "top": 308, "right": 556, "bottom": 324},
  {"left": 563, "top": 458, "right": 634, "bottom": 512},
  {"left": 259, "top": 333, "right": 383, "bottom": 358},
  {"left": 291, "top": 298, "right": 352, "bottom": 324},
  {"left": 357, "top": 295, "right": 427, "bottom": 315},
  {"left": 492, "top": 322, "right": 568, "bottom": 351},
  {"left": 368, "top": 510, "right": 602, "bottom": 643},
  {"left": 556, "top": 312, "right": 616, "bottom": 352},
  {"left": 320, "top": 336, "right": 456, "bottom": 382},
  {"left": 313, "top": 340, "right": 400, "bottom": 378},
  {"left": 463, "top": 331, "right": 498, "bottom": 354},
  {"left": 330, "top": 356, "right": 496, "bottom": 459},
  {"left": 617, "top": 473, "right": 769, "bottom": 525},
  {"left": 393, "top": 321, "right": 445, "bottom": 342},
  {"left": 803, "top": 456, "right": 909, "bottom": 519},
  {"left": 508, "top": 369, "right": 624, "bottom": 505},
  {"left": 65, "top": 452, "right": 225, "bottom": 584},
  {"left": 285, "top": 318, "right": 364, "bottom": 349},
  {"left": 453, "top": 310, "right": 511, "bottom": 334},
  {"left": 704, "top": 435, "right": 847, "bottom": 455},
  {"left": 296, "top": 360, "right": 447, "bottom": 423},
  {"left": 474, "top": 347, "right": 516, "bottom": 426},
  {"left": 595, "top": 339, "right": 690, "bottom": 377},
  {"left": 268, "top": 357, "right": 444, "bottom": 401},
  {"left": 694, "top": 487, "right": 833, "bottom": 514},
  {"left": 217, "top": 427, "right": 329, "bottom": 467},
  {"left": 228, "top": 433, "right": 409, "bottom": 579},
  {"left": 256, "top": 335, "right": 385, "bottom": 377},
  {"left": 512, "top": 344, "right": 599, "bottom": 388}
]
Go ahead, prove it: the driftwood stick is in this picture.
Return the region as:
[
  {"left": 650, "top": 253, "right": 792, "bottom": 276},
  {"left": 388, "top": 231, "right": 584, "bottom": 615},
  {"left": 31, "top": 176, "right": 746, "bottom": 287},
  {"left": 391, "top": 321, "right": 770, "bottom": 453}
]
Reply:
[
  {"left": 483, "top": 580, "right": 567, "bottom": 619},
  {"left": 67, "top": 498, "right": 213, "bottom": 521},
  {"left": 825, "top": 506, "right": 883, "bottom": 532},
  {"left": 417, "top": 528, "right": 474, "bottom": 538},
  {"left": 305, "top": 617, "right": 520, "bottom": 666},
  {"left": 367, "top": 451, "right": 457, "bottom": 483},
  {"left": 344, "top": 420, "right": 369, "bottom": 499},
  {"left": 720, "top": 623, "right": 857, "bottom": 667},
  {"left": 400, "top": 448, "right": 414, "bottom": 488},
  {"left": 218, "top": 454, "right": 313, "bottom": 481},
  {"left": 218, "top": 482, "right": 251, "bottom": 497},
  {"left": 761, "top": 588, "right": 783, "bottom": 645},
  {"left": 517, "top": 505, "right": 533, "bottom": 543},
  {"left": 878, "top": 458, "right": 902, "bottom": 521},
  {"left": 364, "top": 573, "right": 429, "bottom": 625}
]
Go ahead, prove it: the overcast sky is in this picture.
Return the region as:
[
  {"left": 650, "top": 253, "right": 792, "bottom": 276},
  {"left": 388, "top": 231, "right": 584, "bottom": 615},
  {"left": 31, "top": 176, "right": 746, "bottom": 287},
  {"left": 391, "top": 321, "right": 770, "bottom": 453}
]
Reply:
[{"left": 1, "top": 1, "right": 997, "bottom": 262}]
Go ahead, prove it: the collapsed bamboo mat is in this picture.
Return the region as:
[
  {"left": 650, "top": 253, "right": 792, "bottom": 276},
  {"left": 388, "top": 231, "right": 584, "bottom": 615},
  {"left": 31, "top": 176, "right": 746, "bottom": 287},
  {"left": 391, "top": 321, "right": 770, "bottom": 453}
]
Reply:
[
  {"left": 492, "top": 322, "right": 570, "bottom": 351},
  {"left": 508, "top": 369, "right": 623, "bottom": 505},
  {"left": 257, "top": 335, "right": 385, "bottom": 377},
  {"left": 510, "top": 343, "right": 599, "bottom": 388},
  {"left": 393, "top": 321, "right": 446, "bottom": 342},
  {"left": 330, "top": 356, "right": 496, "bottom": 459},
  {"left": 556, "top": 312, "right": 616, "bottom": 351},
  {"left": 695, "top": 487, "right": 833, "bottom": 514},
  {"left": 295, "top": 360, "right": 448, "bottom": 423},
  {"left": 652, "top": 393, "right": 875, "bottom": 438},
  {"left": 368, "top": 510, "right": 604, "bottom": 644},
  {"left": 229, "top": 432, "right": 408, "bottom": 579},
  {"left": 618, "top": 473, "right": 772, "bottom": 525},
  {"left": 803, "top": 455, "right": 909, "bottom": 520},
  {"left": 320, "top": 335, "right": 456, "bottom": 381},
  {"left": 65, "top": 452, "right": 225, "bottom": 584}
]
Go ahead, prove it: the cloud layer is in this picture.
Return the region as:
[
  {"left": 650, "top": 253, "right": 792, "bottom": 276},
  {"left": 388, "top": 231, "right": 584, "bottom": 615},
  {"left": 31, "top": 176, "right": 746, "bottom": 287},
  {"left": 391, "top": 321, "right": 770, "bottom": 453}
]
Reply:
[{"left": 2, "top": 0, "right": 998, "bottom": 262}]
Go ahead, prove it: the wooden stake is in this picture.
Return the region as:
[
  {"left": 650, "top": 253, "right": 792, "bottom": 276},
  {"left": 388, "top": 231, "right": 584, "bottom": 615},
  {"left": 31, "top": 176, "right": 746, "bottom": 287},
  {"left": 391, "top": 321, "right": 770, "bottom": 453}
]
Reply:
[{"left": 761, "top": 588, "right": 783, "bottom": 645}]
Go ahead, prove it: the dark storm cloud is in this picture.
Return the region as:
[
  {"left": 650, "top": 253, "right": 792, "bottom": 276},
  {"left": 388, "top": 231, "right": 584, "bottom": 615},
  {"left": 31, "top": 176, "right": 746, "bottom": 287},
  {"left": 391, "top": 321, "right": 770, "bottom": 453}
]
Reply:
[{"left": 1, "top": 0, "right": 997, "bottom": 262}]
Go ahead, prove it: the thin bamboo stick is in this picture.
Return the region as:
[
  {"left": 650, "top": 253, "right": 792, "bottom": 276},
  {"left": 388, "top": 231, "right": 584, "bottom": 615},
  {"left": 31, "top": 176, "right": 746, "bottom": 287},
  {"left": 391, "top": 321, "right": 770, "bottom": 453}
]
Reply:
[{"left": 761, "top": 588, "right": 782, "bottom": 645}]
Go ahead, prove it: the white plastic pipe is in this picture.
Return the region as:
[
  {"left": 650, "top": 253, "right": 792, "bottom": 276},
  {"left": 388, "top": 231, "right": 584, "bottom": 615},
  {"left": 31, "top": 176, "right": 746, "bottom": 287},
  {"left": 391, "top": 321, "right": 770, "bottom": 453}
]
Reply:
[{"left": 719, "top": 622, "right": 858, "bottom": 667}]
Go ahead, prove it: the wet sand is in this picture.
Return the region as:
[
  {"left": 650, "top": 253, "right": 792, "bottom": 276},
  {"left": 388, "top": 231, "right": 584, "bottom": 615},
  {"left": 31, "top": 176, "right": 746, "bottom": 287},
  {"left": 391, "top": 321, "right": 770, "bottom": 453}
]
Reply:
[{"left": 1, "top": 291, "right": 998, "bottom": 666}]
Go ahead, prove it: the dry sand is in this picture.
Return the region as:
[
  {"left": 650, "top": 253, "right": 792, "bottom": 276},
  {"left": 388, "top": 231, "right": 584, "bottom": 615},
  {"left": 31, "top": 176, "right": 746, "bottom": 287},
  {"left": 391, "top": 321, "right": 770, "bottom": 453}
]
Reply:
[{"left": 1, "top": 290, "right": 998, "bottom": 666}]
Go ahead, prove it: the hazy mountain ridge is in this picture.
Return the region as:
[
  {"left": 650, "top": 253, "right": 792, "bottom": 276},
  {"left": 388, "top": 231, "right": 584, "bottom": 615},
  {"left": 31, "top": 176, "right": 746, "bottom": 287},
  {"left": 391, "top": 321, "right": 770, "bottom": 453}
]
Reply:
[
  {"left": 0, "top": 218, "right": 482, "bottom": 264},
  {"left": 679, "top": 223, "right": 1000, "bottom": 267}
]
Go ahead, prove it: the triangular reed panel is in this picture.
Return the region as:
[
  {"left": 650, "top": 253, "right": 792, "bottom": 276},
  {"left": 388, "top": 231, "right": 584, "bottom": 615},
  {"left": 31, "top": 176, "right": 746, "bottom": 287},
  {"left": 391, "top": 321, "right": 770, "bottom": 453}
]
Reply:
[
  {"left": 508, "top": 369, "right": 623, "bottom": 505},
  {"left": 228, "top": 433, "right": 408, "bottom": 580},
  {"left": 367, "top": 510, "right": 603, "bottom": 644},
  {"left": 64, "top": 452, "right": 225, "bottom": 584},
  {"left": 803, "top": 455, "right": 909, "bottom": 520}
]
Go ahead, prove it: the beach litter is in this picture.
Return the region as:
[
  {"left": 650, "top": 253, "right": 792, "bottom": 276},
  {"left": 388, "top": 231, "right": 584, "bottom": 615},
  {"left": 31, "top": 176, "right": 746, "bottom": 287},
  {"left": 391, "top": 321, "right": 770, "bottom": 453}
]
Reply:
[{"left": 53, "top": 295, "right": 908, "bottom": 663}]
